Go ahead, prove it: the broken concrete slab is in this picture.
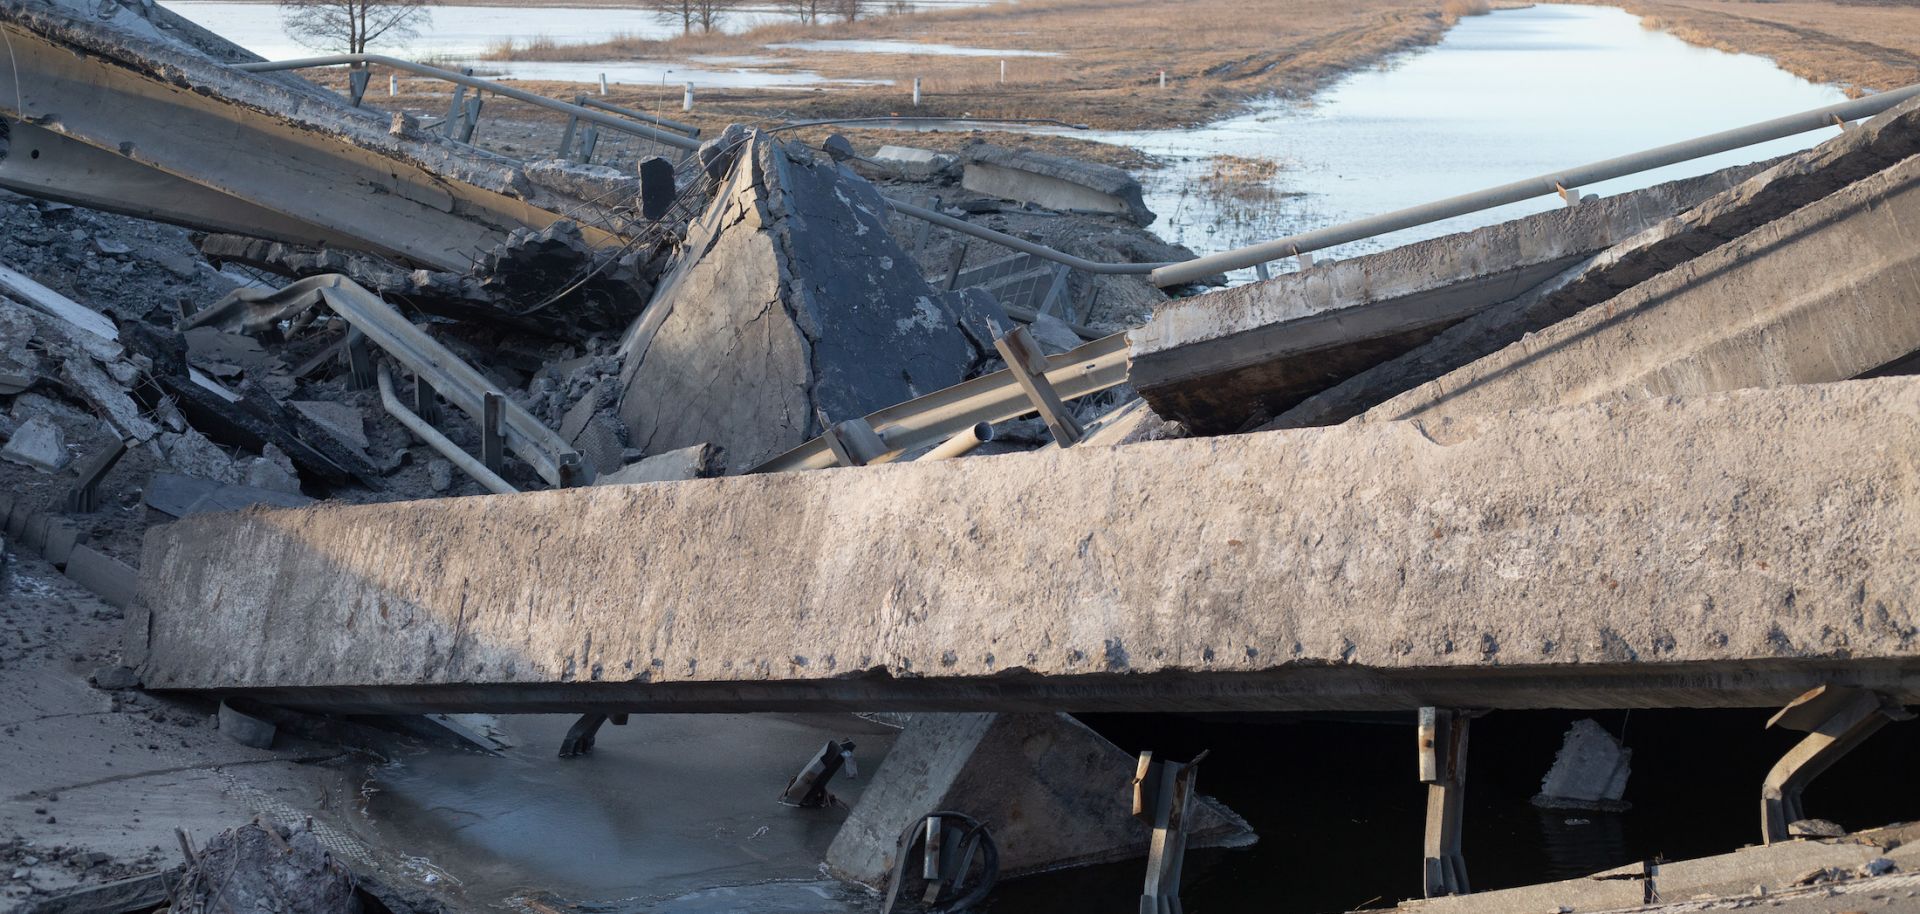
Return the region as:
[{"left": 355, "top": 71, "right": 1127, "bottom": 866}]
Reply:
[
  {"left": 872, "top": 145, "right": 957, "bottom": 181},
  {"left": 594, "top": 442, "right": 719, "bottom": 485},
  {"left": 2, "top": 414, "right": 70, "bottom": 472},
  {"left": 1532, "top": 719, "right": 1631, "bottom": 811},
  {"left": 825, "top": 713, "right": 1251, "bottom": 887},
  {"left": 65, "top": 544, "right": 136, "bottom": 609},
  {"left": 617, "top": 132, "right": 992, "bottom": 474},
  {"left": 1128, "top": 163, "right": 1762, "bottom": 433},
  {"left": 1269, "top": 95, "right": 1920, "bottom": 432},
  {"left": 962, "top": 144, "right": 1154, "bottom": 225},
  {"left": 1365, "top": 147, "right": 1920, "bottom": 425},
  {"left": 134, "top": 377, "right": 1920, "bottom": 713},
  {"left": 144, "top": 473, "right": 313, "bottom": 518},
  {"left": 286, "top": 401, "right": 368, "bottom": 451}
]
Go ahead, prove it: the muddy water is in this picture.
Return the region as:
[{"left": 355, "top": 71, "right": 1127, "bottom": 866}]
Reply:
[{"left": 1061, "top": 3, "right": 1849, "bottom": 280}]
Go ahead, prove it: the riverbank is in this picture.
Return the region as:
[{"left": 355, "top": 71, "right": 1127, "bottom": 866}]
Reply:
[
  {"left": 470, "top": 0, "right": 1486, "bottom": 131},
  {"left": 1591, "top": 0, "right": 1920, "bottom": 95}
]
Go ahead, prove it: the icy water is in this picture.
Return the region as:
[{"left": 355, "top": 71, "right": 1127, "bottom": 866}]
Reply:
[{"left": 1062, "top": 3, "right": 1850, "bottom": 280}]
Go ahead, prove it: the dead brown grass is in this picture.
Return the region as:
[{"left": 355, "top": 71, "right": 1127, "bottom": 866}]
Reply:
[
  {"left": 466, "top": 0, "right": 1470, "bottom": 129},
  {"left": 1585, "top": 0, "right": 1920, "bottom": 93}
]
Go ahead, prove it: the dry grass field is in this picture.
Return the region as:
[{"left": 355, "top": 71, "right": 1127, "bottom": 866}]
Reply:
[
  {"left": 1593, "top": 0, "right": 1920, "bottom": 95},
  {"left": 472, "top": 0, "right": 1478, "bottom": 129}
]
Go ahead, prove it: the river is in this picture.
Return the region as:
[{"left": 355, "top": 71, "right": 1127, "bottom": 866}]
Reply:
[{"left": 1073, "top": 3, "right": 1849, "bottom": 276}]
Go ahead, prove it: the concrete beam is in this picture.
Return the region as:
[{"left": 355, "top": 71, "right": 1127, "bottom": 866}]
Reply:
[
  {"left": 1366, "top": 146, "right": 1920, "bottom": 424},
  {"left": 134, "top": 377, "right": 1920, "bottom": 714},
  {"left": 0, "top": 0, "right": 622, "bottom": 270},
  {"left": 1271, "top": 96, "right": 1920, "bottom": 432},
  {"left": 1126, "top": 165, "right": 1759, "bottom": 433}
]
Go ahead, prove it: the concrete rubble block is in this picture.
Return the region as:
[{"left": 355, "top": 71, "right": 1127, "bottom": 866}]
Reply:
[
  {"left": 617, "top": 132, "right": 992, "bottom": 474},
  {"left": 594, "top": 442, "right": 719, "bottom": 486},
  {"left": 0, "top": 302, "right": 41, "bottom": 393},
  {"left": 136, "top": 377, "right": 1920, "bottom": 713},
  {"left": 961, "top": 144, "right": 1155, "bottom": 225},
  {"left": 1367, "top": 148, "right": 1920, "bottom": 425},
  {"left": 1531, "top": 719, "right": 1631, "bottom": 811},
  {"left": 826, "top": 712, "right": 1251, "bottom": 887},
  {"left": 65, "top": 543, "right": 136, "bottom": 609},
  {"left": 215, "top": 700, "right": 277, "bottom": 749},
  {"left": 872, "top": 145, "right": 958, "bottom": 181},
  {"left": 1, "top": 414, "right": 70, "bottom": 472},
  {"left": 1129, "top": 162, "right": 1761, "bottom": 434},
  {"left": 287, "top": 401, "right": 369, "bottom": 452},
  {"left": 1273, "top": 94, "right": 1920, "bottom": 432},
  {"left": 42, "top": 517, "right": 83, "bottom": 567}
]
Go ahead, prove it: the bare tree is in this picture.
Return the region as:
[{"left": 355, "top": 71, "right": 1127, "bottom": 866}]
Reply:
[
  {"left": 280, "top": 0, "right": 431, "bottom": 54},
  {"left": 827, "top": 0, "right": 866, "bottom": 22},
  {"left": 774, "top": 0, "right": 825, "bottom": 25},
  {"left": 647, "top": 0, "right": 740, "bottom": 34}
]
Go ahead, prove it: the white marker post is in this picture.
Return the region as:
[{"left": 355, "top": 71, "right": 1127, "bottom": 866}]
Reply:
[
  {"left": 999, "top": 59, "right": 1006, "bottom": 83},
  {"left": 683, "top": 82, "right": 694, "bottom": 112},
  {"left": 1159, "top": 70, "right": 1167, "bottom": 89},
  {"left": 599, "top": 73, "right": 609, "bottom": 95},
  {"left": 389, "top": 73, "right": 397, "bottom": 96},
  {"left": 913, "top": 77, "right": 921, "bottom": 106}
]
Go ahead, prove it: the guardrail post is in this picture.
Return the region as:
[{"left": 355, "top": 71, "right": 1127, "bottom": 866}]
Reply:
[
  {"left": 443, "top": 69, "right": 472, "bottom": 139},
  {"left": 1420, "top": 707, "right": 1472, "bottom": 898},
  {"left": 559, "top": 101, "right": 581, "bottom": 160},
  {"left": 460, "top": 96, "right": 484, "bottom": 143},
  {"left": 1038, "top": 263, "right": 1071, "bottom": 318},
  {"left": 481, "top": 391, "right": 505, "bottom": 472},
  {"left": 993, "top": 322, "right": 1083, "bottom": 447},
  {"left": 348, "top": 68, "right": 370, "bottom": 107},
  {"left": 579, "top": 126, "right": 600, "bottom": 164}
]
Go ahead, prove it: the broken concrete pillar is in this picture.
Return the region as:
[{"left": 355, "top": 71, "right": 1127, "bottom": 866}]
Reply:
[
  {"left": 1127, "top": 162, "right": 1761, "bottom": 433},
  {"left": 135, "top": 377, "right": 1920, "bottom": 714},
  {"left": 1532, "top": 719, "right": 1632, "bottom": 811},
  {"left": 1367, "top": 146, "right": 1920, "bottom": 424},
  {"left": 962, "top": 144, "right": 1154, "bottom": 225},
  {"left": 826, "top": 713, "right": 1251, "bottom": 887},
  {"left": 616, "top": 132, "right": 995, "bottom": 474}
]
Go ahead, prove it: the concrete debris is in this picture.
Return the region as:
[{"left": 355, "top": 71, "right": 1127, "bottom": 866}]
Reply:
[
  {"left": 170, "top": 821, "right": 353, "bottom": 914},
  {"left": 962, "top": 142, "right": 1155, "bottom": 226},
  {"left": 1, "top": 414, "right": 69, "bottom": 472},
  {"left": 617, "top": 131, "right": 997, "bottom": 473},
  {"left": 827, "top": 713, "right": 1251, "bottom": 887},
  {"left": 594, "top": 441, "right": 721, "bottom": 485},
  {"left": 1531, "top": 719, "right": 1632, "bottom": 812},
  {"left": 215, "top": 700, "right": 277, "bottom": 750},
  {"left": 873, "top": 145, "right": 959, "bottom": 180},
  {"left": 289, "top": 400, "right": 369, "bottom": 451},
  {"left": 243, "top": 443, "right": 303, "bottom": 495},
  {"left": 427, "top": 457, "right": 454, "bottom": 492}
]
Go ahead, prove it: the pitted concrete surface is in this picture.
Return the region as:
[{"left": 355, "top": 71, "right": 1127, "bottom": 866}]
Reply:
[
  {"left": 136, "top": 377, "right": 1920, "bottom": 713},
  {"left": 1126, "top": 164, "right": 1759, "bottom": 433},
  {"left": 1365, "top": 150, "right": 1920, "bottom": 423},
  {"left": 1270, "top": 96, "right": 1920, "bottom": 431}
]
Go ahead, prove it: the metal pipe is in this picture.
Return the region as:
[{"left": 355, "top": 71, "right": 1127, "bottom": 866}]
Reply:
[
  {"left": 752, "top": 332, "right": 1128, "bottom": 473},
  {"left": 1151, "top": 83, "right": 1920, "bottom": 286},
  {"left": 233, "top": 54, "right": 702, "bottom": 152},
  {"left": 885, "top": 198, "right": 1164, "bottom": 275},
  {"left": 378, "top": 363, "right": 517, "bottom": 494},
  {"left": 577, "top": 95, "right": 700, "bottom": 137},
  {"left": 920, "top": 422, "right": 995, "bottom": 460}
]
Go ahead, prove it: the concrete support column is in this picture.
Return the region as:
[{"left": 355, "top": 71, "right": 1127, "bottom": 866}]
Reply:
[{"left": 1420, "top": 707, "right": 1471, "bottom": 898}]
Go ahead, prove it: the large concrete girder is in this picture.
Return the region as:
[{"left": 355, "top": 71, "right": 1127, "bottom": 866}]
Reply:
[
  {"left": 1125, "top": 164, "right": 1759, "bottom": 434},
  {"left": 0, "top": 0, "right": 620, "bottom": 271},
  {"left": 135, "top": 377, "right": 1920, "bottom": 714},
  {"left": 1367, "top": 150, "right": 1920, "bottom": 424}
]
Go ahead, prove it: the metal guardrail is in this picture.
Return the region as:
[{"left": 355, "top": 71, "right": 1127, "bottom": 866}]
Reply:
[
  {"left": 232, "top": 54, "right": 704, "bottom": 154},
  {"left": 1150, "top": 83, "right": 1920, "bottom": 286}
]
